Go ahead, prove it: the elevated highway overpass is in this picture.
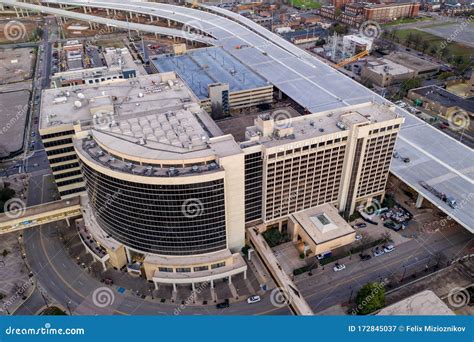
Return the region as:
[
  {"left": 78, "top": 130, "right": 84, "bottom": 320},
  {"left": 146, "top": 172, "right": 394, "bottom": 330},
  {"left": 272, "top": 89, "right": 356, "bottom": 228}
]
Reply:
[
  {"left": 0, "top": 197, "right": 81, "bottom": 234},
  {"left": 2, "top": 0, "right": 473, "bottom": 232}
]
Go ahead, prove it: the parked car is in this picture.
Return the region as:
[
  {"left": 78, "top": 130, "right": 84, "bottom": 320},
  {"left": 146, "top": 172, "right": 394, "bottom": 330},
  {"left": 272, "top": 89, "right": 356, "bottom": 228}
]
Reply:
[
  {"left": 359, "top": 254, "right": 371, "bottom": 261},
  {"left": 247, "top": 295, "right": 261, "bottom": 304},
  {"left": 355, "top": 234, "right": 362, "bottom": 241},
  {"left": 101, "top": 278, "right": 113, "bottom": 285},
  {"left": 216, "top": 299, "right": 230, "bottom": 309},
  {"left": 373, "top": 248, "right": 385, "bottom": 257},
  {"left": 383, "top": 245, "right": 395, "bottom": 253},
  {"left": 354, "top": 223, "right": 367, "bottom": 229},
  {"left": 333, "top": 263, "right": 346, "bottom": 272},
  {"left": 317, "top": 251, "right": 332, "bottom": 260}
]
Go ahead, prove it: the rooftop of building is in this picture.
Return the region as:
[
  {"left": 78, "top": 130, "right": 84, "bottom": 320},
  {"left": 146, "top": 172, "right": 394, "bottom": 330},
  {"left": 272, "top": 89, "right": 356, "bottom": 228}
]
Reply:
[
  {"left": 366, "top": 1, "right": 419, "bottom": 8},
  {"left": 150, "top": 47, "right": 270, "bottom": 100},
  {"left": 103, "top": 47, "right": 139, "bottom": 72},
  {"left": 290, "top": 203, "right": 355, "bottom": 245},
  {"left": 410, "top": 85, "right": 474, "bottom": 113},
  {"left": 385, "top": 51, "right": 440, "bottom": 72},
  {"left": 377, "top": 290, "right": 455, "bottom": 315},
  {"left": 365, "top": 58, "right": 414, "bottom": 76},
  {"left": 40, "top": 72, "right": 206, "bottom": 130},
  {"left": 244, "top": 102, "right": 400, "bottom": 149}
]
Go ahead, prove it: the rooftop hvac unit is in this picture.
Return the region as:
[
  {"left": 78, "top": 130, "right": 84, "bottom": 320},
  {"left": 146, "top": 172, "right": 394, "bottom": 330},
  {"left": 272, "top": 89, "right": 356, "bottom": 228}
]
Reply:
[{"left": 336, "top": 122, "right": 346, "bottom": 130}]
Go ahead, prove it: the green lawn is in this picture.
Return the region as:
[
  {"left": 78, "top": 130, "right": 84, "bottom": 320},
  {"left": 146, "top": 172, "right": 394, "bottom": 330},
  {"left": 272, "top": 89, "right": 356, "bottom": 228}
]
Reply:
[
  {"left": 288, "top": 0, "right": 322, "bottom": 9},
  {"left": 383, "top": 17, "right": 433, "bottom": 26},
  {"left": 391, "top": 28, "right": 474, "bottom": 60}
]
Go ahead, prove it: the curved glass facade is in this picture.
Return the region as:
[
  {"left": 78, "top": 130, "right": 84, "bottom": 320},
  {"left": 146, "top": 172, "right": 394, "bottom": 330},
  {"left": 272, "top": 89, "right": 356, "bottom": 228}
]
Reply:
[{"left": 80, "top": 162, "right": 227, "bottom": 256}]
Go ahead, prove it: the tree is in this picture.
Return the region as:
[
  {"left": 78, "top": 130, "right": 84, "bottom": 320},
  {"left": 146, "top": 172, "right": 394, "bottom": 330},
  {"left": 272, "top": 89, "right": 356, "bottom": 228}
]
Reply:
[
  {"left": 421, "top": 40, "right": 430, "bottom": 53},
  {"left": 399, "top": 77, "right": 422, "bottom": 97},
  {"left": 355, "top": 282, "right": 386, "bottom": 315},
  {"left": 405, "top": 32, "right": 415, "bottom": 47},
  {"left": 0, "top": 188, "right": 16, "bottom": 213}
]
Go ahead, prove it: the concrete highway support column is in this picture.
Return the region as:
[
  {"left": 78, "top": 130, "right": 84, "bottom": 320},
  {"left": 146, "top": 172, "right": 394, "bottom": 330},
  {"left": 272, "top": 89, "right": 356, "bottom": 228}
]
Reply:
[
  {"left": 172, "top": 283, "right": 177, "bottom": 292},
  {"left": 154, "top": 281, "right": 158, "bottom": 290},
  {"left": 228, "top": 275, "right": 232, "bottom": 285},
  {"left": 416, "top": 193, "right": 424, "bottom": 208}
]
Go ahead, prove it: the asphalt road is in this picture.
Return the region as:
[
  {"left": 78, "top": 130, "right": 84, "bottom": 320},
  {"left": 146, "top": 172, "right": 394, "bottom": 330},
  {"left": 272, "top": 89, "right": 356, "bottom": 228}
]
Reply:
[
  {"left": 295, "top": 226, "right": 473, "bottom": 313},
  {"left": 21, "top": 221, "right": 290, "bottom": 316}
]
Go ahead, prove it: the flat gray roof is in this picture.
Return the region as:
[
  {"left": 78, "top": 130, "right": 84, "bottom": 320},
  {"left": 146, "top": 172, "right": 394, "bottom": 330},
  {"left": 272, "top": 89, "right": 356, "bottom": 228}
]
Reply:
[{"left": 150, "top": 47, "right": 269, "bottom": 100}]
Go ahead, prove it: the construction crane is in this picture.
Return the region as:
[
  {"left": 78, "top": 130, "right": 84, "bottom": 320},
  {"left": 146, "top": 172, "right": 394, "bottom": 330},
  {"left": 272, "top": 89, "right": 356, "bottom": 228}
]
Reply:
[{"left": 335, "top": 50, "right": 369, "bottom": 68}]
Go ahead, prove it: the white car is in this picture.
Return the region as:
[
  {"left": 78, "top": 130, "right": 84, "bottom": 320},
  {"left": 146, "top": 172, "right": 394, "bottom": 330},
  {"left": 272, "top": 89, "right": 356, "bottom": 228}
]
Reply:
[
  {"left": 373, "top": 248, "right": 385, "bottom": 257},
  {"left": 247, "top": 295, "right": 261, "bottom": 304},
  {"left": 355, "top": 234, "right": 362, "bottom": 241},
  {"left": 333, "top": 263, "right": 346, "bottom": 272},
  {"left": 383, "top": 245, "right": 395, "bottom": 253}
]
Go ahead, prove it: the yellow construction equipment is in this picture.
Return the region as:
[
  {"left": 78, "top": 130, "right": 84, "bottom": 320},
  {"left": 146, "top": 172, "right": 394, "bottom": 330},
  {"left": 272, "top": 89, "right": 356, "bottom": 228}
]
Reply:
[{"left": 335, "top": 50, "right": 369, "bottom": 68}]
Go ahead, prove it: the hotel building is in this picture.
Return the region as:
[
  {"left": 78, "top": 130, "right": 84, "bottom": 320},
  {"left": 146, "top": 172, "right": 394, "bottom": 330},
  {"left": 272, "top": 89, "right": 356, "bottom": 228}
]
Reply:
[{"left": 38, "top": 72, "right": 403, "bottom": 288}]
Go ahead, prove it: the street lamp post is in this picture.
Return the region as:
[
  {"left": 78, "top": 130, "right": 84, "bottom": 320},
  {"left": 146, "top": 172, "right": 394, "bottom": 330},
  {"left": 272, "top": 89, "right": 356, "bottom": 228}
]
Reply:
[{"left": 66, "top": 300, "right": 72, "bottom": 316}]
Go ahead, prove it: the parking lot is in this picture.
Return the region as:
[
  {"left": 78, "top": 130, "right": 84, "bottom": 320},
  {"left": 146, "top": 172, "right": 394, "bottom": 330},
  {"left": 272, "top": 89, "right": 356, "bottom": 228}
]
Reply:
[
  {"left": 0, "top": 90, "right": 31, "bottom": 158},
  {"left": 0, "top": 48, "right": 35, "bottom": 84}
]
